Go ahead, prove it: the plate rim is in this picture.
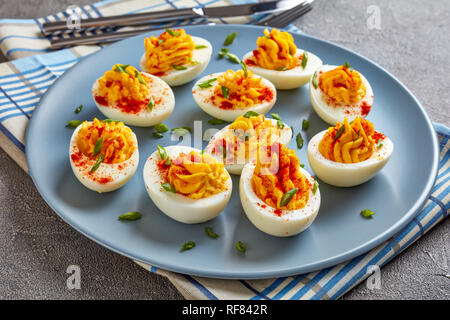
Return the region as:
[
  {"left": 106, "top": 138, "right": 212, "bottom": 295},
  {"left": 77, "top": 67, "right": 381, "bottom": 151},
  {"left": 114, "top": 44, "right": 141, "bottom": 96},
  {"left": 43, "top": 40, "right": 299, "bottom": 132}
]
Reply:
[{"left": 25, "top": 24, "right": 440, "bottom": 279}]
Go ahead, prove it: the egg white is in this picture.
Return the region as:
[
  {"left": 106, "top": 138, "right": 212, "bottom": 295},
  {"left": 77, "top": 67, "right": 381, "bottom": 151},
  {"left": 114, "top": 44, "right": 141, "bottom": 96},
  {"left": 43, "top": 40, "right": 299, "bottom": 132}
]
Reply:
[
  {"left": 307, "top": 130, "right": 394, "bottom": 187},
  {"left": 140, "top": 36, "right": 212, "bottom": 87},
  {"left": 309, "top": 65, "right": 374, "bottom": 125},
  {"left": 243, "top": 49, "right": 322, "bottom": 90},
  {"left": 205, "top": 118, "right": 292, "bottom": 175},
  {"left": 69, "top": 123, "right": 139, "bottom": 193},
  {"left": 143, "top": 145, "right": 232, "bottom": 224},
  {"left": 240, "top": 163, "right": 321, "bottom": 237},
  {"left": 92, "top": 72, "right": 175, "bottom": 127},
  {"left": 192, "top": 72, "right": 277, "bottom": 122}
]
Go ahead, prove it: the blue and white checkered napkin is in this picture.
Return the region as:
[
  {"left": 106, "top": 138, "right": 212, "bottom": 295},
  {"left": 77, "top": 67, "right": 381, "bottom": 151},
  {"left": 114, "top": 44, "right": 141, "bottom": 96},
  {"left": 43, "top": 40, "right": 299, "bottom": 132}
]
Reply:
[{"left": 0, "top": 0, "right": 448, "bottom": 300}]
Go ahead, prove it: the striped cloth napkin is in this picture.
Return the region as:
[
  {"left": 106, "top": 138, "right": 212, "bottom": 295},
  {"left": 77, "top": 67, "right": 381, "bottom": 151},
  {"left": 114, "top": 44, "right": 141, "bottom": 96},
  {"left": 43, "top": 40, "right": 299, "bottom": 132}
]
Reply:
[{"left": 0, "top": 0, "right": 448, "bottom": 300}]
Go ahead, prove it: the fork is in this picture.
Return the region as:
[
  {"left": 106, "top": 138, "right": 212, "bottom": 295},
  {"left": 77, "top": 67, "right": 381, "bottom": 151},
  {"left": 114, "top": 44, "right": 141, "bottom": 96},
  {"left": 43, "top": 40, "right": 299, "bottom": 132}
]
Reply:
[{"left": 49, "top": 1, "right": 313, "bottom": 49}]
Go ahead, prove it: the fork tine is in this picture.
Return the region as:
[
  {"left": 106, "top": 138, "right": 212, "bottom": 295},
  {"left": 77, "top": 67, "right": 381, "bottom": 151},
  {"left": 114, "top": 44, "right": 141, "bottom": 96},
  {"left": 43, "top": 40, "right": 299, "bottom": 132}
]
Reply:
[
  {"left": 272, "top": 3, "right": 312, "bottom": 28},
  {"left": 256, "top": 0, "right": 313, "bottom": 28}
]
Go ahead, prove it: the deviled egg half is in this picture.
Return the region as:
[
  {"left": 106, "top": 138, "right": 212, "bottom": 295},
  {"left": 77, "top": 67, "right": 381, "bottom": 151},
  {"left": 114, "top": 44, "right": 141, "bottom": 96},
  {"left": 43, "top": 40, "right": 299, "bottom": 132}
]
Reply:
[
  {"left": 92, "top": 64, "right": 175, "bottom": 127},
  {"left": 69, "top": 118, "right": 139, "bottom": 193},
  {"left": 205, "top": 113, "right": 292, "bottom": 175},
  {"left": 307, "top": 117, "right": 393, "bottom": 187},
  {"left": 310, "top": 63, "right": 373, "bottom": 125},
  {"left": 140, "top": 28, "right": 212, "bottom": 86},
  {"left": 192, "top": 69, "right": 276, "bottom": 122},
  {"left": 243, "top": 28, "right": 322, "bottom": 90},
  {"left": 143, "top": 145, "right": 232, "bottom": 224},
  {"left": 240, "top": 142, "right": 321, "bottom": 237}
]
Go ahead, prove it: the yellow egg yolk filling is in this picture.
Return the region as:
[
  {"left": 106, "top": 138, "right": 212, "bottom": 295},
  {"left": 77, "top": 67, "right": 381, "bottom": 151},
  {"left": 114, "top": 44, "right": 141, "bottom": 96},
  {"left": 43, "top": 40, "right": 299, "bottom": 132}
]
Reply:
[
  {"left": 166, "top": 151, "right": 228, "bottom": 199},
  {"left": 318, "top": 117, "right": 384, "bottom": 163},
  {"left": 319, "top": 65, "right": 366, "bottom": 104},
  {"left": 144, "top": 28, "right": 195, "bottom": 74},
  {"left": 252, "top": 143, "right": 310, "bottom": 211},
  {"left": 252, "top": 28, "right": 298, "bottom": 70},
  {"left": 97, "top": 64, "right": 149, "bottom": 106},
  {"left": 76, "top": 118, "right": 135, "bottom": 164},
  {"left": 214, "top": 69, "right": 268, "bottom": 109},
  {"left": 213, "top": 114, "right": 282, "bottom": 162}
]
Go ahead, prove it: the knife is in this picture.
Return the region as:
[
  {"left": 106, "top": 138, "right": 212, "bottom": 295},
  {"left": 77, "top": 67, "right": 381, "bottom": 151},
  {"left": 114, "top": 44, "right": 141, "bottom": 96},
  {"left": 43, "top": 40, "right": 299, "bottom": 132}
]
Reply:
[{"left": 42, "top": 0, "right": 305, "bottom": 34}]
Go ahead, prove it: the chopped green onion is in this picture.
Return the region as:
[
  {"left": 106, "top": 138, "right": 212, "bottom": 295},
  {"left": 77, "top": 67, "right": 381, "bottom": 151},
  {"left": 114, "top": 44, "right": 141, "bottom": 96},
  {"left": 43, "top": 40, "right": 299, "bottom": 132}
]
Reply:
[
  {"left": 118, "top": 211, "right": 142, "bottom": 221},
  {"left": 343, "top": 62, "right": 354, "bottom": 71},
  {"left": 236, "top": 241, "right": 246, "bottom": 253},
  {"left": 300, "top": 164, "right": 305, "bottom": 168},
  {"left": 161, "top": 182, "right": 176, "bottom": 193},
  {"left": 154, "top": 123, "right": 169, "bottom": 133},
  {"left": 302, "top": 119, "right": 310, "bottom": 130},
  {"left": 101, "top": 119, "right": 118, "bottom": 123},
  {"left": 205, "top": 227, "right": 219, "bottom": 239},
  {"left": 180, "top": 241, "right": 195, "bottom": 252},
  {"left": 172, "top": 64, "right": 188, "bottom": 70},
  {"left": 312, "top": 71, "right": 319, "bottom": 89},
  {"left": 226, "top": 52, "right": 240, "bottom": 64},
  {"left": 165, "top": 28, "right": 180, "bottom": 37},
  {"left": 208, "top": 118, "right": 227, "bottom": 125},
  {"left": 224, "top": 32, "right": 237, "bottom": 46},
  {"left": 312, "top": 181, "right": 319, "bottom": 195},
  {"left": 360, "top": 209, "right": 375, "bottom": 218},
  {"left": 218, "top": 47, "right": 229, "bottom": 58},
  {"left": 296, "top": 133, "right": 304, "bottom": 149},
  {"left": 240, "top": 60, "right": 248, "bottom": 77},
  {"left": 66, "top": 120, "right": 82, "bottom": 128},
  {"left": 165, "top": 157, "right": 172, "bottom": 166},
  {"left": 221, "top": 86, "right": 229, "bottom": 99},
  {"left": 171, "top": 127, "right": 190, "bottom": 136},
  {"left": 195, "top": 44, "right": 208, "bottom": 49},
  {"left": 134, "top": 70, "right": 147, "bottom": 85},
  {"left": 301, "top": 51, "right": 308, "bottom": 69},
  {"left": 152, "top": 132, "right": 163, "bottom": 138},
  {"left": 377, "top": 142, "right": 383, "bottom": 148},
  {"left": 354, "top": 129, "right": 361, "bottom": 141},
  {"left": 276, "top": 67, "right": 288, "bottom": 71},
  {"left": 90, "top": 154, "right": 104, "bottom": 173},
  {"left": 158, "top": 39, "right": 164, "bottom": 45},
  {"left": 277, "top": 120, "right": 285, "bottom": 129},
  {"left": 93, "top": 137, "right": 103, "bottom": 157},
  {"left": 334, "top": 126, "right": 345, "bottom": 141},
  {"left": 157, "top": 144, "right": 167, "bottom": 160},
  {"left": 114, "top": 64, "right": 129, "bottom": 74},
  {"left": 279, "top": 188, "right": 298, "bottom": 207},
  {"left": 243, "top": 111, "right": 259, "bottom": 118},
  {"left": 198, "top": 78, "right": 217, "bottom": 88},
  {"left": 148, "top": 96, "right": 154, "bottom": 111},
  {"left": 74, "top": 105, "right": 83, "bottom": 114},
  {"left": 270, "top": 112, "right": 281, "bottom": 120}
]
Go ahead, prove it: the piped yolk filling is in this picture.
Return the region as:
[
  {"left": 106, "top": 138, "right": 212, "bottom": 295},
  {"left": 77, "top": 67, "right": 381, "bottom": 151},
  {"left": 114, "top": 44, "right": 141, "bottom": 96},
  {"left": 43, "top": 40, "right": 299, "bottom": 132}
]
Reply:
[
  {"left": 160, "top": 151, "right": 228, "bottom": 199},
  {"left": 76, "top": 118, "right": 135, "bottom": 164},
  {"left": 211, "top": 114, "right": 282, "bottom": 163},
  {"left": 212, "top": 69, "right": 273, "bottom": 109},
  {"left": 144, "top": 29, "right": 195, "bottom": 75},
  {"left": 319, "top": 117, "right": 385, "bottom": 163},
  {"left": 95, "top": 64, "right": 151, "bottom": 114},
  {"left": 252, "top": 143, "right": 311, "bottom": 211},
  {"left": 319, "top": 65, "right": 366, "bottom": 104},
  {"left": 251, "top": 28, "right": 298, "bottom": 70}
]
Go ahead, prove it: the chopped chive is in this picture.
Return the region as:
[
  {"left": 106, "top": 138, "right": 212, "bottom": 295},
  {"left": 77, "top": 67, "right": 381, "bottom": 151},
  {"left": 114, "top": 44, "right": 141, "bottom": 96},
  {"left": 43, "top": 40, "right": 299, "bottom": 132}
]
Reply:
[
  {"left": 302, "top": 119, "right": 310, "bottom": 130},
  {"left": 152, "top": 132, "right": 163, "bottom": 138},
  {"left": 171, "top": 127, "right": 190, "bottom": 136},
  {"left": 354, "top": 129, "right": 361, "bottom": 141},
  {"left": 198, "top": 78, "right": 217, "bottom": 88},
  {"left": 226, "top": 52, "right": 240, "bottom": 64},
  {"left": 343, "top": 62, "right": 351, "bottom": 69},
  {"left": 195, "top": 44, "right": 208, "bottom": 49},
  {"left": 172, "top": 64, "right": 188, "bottom": 70},
  {"left": 165, "top": 157, "right": 172, "bottom": 166},
  {"left": 224, "top": 32, "right": 237, "bottom": 46},
  {"left": 165, "top": 28, "right": 180, "bottom": 37},
  {"left": 270, "top": 112, "right": 281, "bottom": 120},
  {"left": 240, "top": 60, "right": 248, "bottom": 77},
  {"left": 154, "top": 123, "right": 169, "bottom": 133},
  {"left": 161, "top": 182, "right": 176, "bottom": 193},
  {"left": 205, "top": 227, "right": 219, "bottom": 239},
  {"left": 312, "top": 181, "right": 319, "bottom": 195},
  {"left": 301, "top": 51, "right": 308, "bottom": 69},
  {"left": 377, "top": 142, "right": 383, "bottom": 148},
  {"left": 93, "top": 137, "right": 103, "bottom": 157},
  {"left": 279, "top": 188, "right": 298, "bottom": 207},
  {"left": 360, "top": 209, "right": 375, "bottom": 218},
  {"left": 158, "top": 39, "right": 164, "bottom": 45},
  {"left": 300, "top": 164, "right": 305, "bottom": 168},
  {"left": 148, "top": 96, "right": 154, "bottom": 111},
  {"left": 312, "top": 71, "right": 319, "bottom": 89},
  {"left": 74, "top": 105, "right": 83, "bottom": 114},
  {"left": 218, "top": 47, "right": 229, "bottom": 58},
  {"left": 208, "top": 118, "right": 227, "bottom": 125},
  {"left": 134, "top": 70, "right": 147, "bottom": 85},
  {"left": 221, "top": 86, "right": 229, "bottom": 99},
  {"left": 157, "top": 144, "right": 167, "bottom": 160},
  {"left": 66, "top": 120, "right": 82, "bottom": 128},
  {"left": 101, "top": 119, "right": 117, "bottom": 123},
  {"left": 296, "top": 133, "right": 304, "bottom": 149},
  {"left": 236, "top": 241, "right": 246, "bottom": 253},
  {"left": 334, "top": 126, "right": 345, "bottom": 141},
  {"left": 180, "top": 241, "right": 195, "bottom": 252},
  {"left": 114, "top": 64, "right": 129, "bottom": 74},
  {"left": 90, "top": 153, "right": 104, "bottom": 173},
  {"left": 276, "top": 67, "right": 288, "bottom": 71},
  {"left": 243, "top": 111, "right": 259, "bottom": 118},
  {"left": 118, "top": 211, "right": 142, "bottom": 221},
  {"left": 277, "top": 120, "right": 285, "bottom": 129}
]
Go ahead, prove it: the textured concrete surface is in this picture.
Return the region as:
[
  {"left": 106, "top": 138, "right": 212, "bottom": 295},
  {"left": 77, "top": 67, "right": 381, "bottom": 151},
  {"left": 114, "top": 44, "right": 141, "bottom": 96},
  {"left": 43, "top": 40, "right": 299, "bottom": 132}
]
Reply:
[{"left": 0, "top": 0, "right": 449, "bottom": 300}]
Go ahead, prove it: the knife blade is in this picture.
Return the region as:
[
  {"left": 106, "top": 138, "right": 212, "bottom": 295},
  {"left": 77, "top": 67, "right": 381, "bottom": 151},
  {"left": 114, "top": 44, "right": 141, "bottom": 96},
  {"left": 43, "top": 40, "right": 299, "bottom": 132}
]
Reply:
[{"left": 42, "top": 0, "right": 304, "bottom": 34}]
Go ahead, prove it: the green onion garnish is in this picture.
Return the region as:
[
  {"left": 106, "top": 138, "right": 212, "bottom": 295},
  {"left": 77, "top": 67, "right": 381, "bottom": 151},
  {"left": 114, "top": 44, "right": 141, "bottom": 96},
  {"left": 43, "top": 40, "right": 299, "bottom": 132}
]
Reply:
[
  {"left": 93, "top": 137, "right": 103, "bottom": 157},
  {"left": 152, "top": 132, "right": 163, "bottom": 138},
  {"left": 360, "top": 209, "right": 375, "bottom": 218},
  {"left": 205, "top": 227, "right": 219, "bottom": 239},
  {"left": 198, "top": 78, "right": 217, "bottom": 88},
  {"left": 236, "top": 241, "right": 247, "bottom": 253},
  {"left": 154, "top": 123, "right": 169, "bottom": 133},
  {"left": 243, "top": 111, "right": 259, "bottom": 118},
  {"left": 114, "top": 64, "right": 129, "bottom": 74},
  {"left": 180, "top": 241, "right": 195, "bottom": 252},
  {"left": 296, "top": 133, "right": 304, "bottom": 149},
  {"left": 301, "top": 51, "right": 308, "bottom": 69},
  {"left": 334, "top": 126, "right": 345, "bottom": 141},
  {"left": 134, "top": 70, "right": 147, "bottom": 85},
  {"left": 221, "top": 86, "right": 229, "bottom": 99},
  {"left": 148, "top": 96, "right": 154, "bottom": 111},
  {"left": 302, "top": 119, "right": 310, "bottom": 130},
  {"left": 224, "top": 32, "right": 237, "bottom": 46},
  {"left": 157, "top": 144, "right": 167, "bottom": 160},
  {"left": 271, "top": 112, "right": 281, "bottom": 120},
  {"left": 279, "top": 188, "right": 298, "bottom": 207},
  {"left": 377, "top": 142, "right": 383, "bottom": 148},
  {"left": 90, "top": 154, "right": 104, "bottom": 173},
  {"left": 240, "top": 60, "right": 248, "bottom": 77},
  {"left": 218, "top": 47, "right": 229, "bottom": 58},
  {"left": 208, "top": 118, "right": 227, "bottom": 125},
  {"left": 276, "top": 67, "right": 288, "bottom": 71},
  {"left": 225, "top": 52, "right": 240, "bottom": 64},
  {"left": 66, "top": 120, "right": 82, "bottom": 128},
  {"left": 165, "top": 28, "right": 180, "bottom": 37},
  {"left": 161, "top": 182, "right": 176, "bottom": 193},
  {"left": 277, "top": 120, "right": 285, "bottom": 129},
  {"left": 74, "top": 105, "right": 83, "bottom": 114},
  {"left": 171, "top": 127, "right": 190, "bottom": 136},
  {"left": 118, "top": 211, "right": 142, "bottom": 221},
  {"left": 172, "top": 64, "right": 188, "bottom": 70},
  {"left": 312, "top": 71, "right": 319, "bottom": 89},
  {"left": 312, "top": 181, "right": 319, "bottom": 195},
  {"left": 158, "top": 39, "right": 164, "bottom": 45},
  {"left": 195, "top": 44, "right": 207, "bottom": 49}
]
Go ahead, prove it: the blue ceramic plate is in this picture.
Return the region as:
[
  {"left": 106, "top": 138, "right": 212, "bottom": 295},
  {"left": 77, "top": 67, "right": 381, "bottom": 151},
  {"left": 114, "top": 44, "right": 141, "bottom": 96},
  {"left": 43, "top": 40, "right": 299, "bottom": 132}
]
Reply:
[{"left": 26, "top": 25, "right": 439, "bottom": 279}]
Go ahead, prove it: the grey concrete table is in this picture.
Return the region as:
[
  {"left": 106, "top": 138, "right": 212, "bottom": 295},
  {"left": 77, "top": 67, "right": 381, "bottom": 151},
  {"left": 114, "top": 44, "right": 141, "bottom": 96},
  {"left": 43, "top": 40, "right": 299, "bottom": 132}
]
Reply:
[{"left": 0, "top": 0, "right": 448, "bottom": 300}]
